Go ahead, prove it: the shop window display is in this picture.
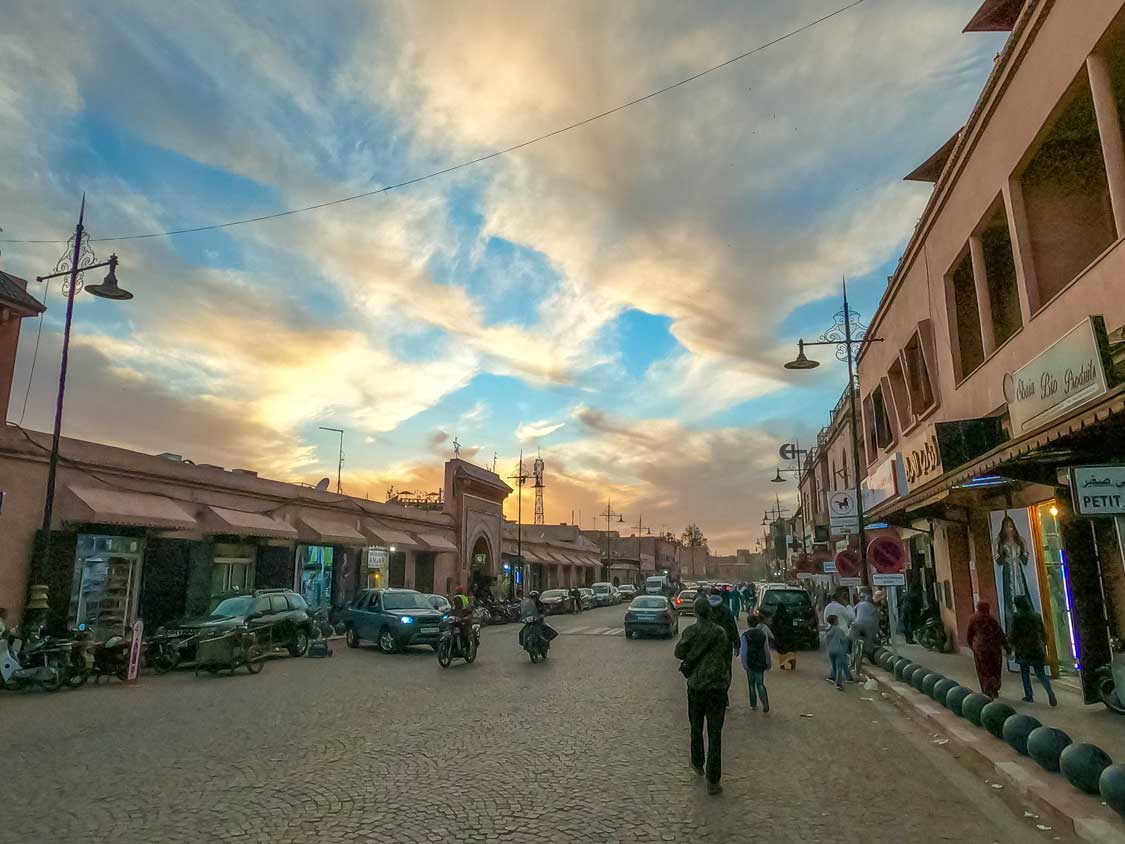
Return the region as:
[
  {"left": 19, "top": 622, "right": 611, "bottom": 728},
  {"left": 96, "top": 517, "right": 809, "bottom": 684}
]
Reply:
[
  {"left": 69, "top": 534, "right": 144, "bottom": 641},
  {"left": 1034, "top": 502, "right": 1079, "bottom": 676},
  {"left": 297, "top": 545, "right": 334, "bottom": 614}
]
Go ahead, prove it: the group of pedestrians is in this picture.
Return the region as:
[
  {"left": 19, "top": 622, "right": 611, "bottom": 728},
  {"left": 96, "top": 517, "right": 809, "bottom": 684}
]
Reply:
[{"left": 967, "top": 597, "right": 1057, "bottom": 705}]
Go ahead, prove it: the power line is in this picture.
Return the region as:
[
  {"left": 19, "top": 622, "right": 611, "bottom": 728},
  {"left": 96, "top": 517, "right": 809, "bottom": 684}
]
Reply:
[{"left": 0, "top": 0, "right": 867, "bottom": 246}]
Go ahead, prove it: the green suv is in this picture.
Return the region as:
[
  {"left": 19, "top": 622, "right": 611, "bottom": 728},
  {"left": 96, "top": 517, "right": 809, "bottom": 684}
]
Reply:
[{"left": 342, "top": 588, "right": 447, "bottom": 653}]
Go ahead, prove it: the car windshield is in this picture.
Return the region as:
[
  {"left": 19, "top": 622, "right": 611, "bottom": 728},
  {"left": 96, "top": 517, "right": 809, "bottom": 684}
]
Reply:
[
  {"left": 210, "top": 596, "right": 254, "bottom": 618},
  {"left": 381, "top": 591, "right": 433, "bottom": 610},
  {"left": 630, "top": 597, "right": 666, "bottom": 609},
  {"left": 592, "top": 584, "right": 610, "bottom": 593},
  {"left": 541, "top": 590, "right": 567, "bottom": 599},
  {"left": 762, "top": 590, "right": 813, "bottom": 608},
  {"left": 646, "top": 578, "right": 664, "bottom": 587}
]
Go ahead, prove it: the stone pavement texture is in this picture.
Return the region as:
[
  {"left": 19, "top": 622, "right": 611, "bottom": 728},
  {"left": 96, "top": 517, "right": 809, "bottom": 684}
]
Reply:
[
  {"left": 5, "top": 607, "right": 1061, "bottom": 844},
  {"left": 890, "top": 643, "right": 1125, "bottom": 760}
]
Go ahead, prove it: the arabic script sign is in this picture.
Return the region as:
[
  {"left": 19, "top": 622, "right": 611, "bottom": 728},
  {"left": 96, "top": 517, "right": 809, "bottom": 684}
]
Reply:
[
  {"left": 1070, "top": 466, "right": 1125, "bottom": 516},
  {"left": 1004, "top": 317, "right": 1110, "bottom": 435}
]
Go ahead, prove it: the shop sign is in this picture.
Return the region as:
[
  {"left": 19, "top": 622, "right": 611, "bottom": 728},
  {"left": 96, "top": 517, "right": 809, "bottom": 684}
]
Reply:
[
  {"left": 366, "top": 547, "right": 389, "bottom": 571},
  {"left": 1004, "top": 316, "right": 1111, "bottom": 436},
  {"left": 900, "top": 426, "right": 942, "bottom": 492},
  {"left": 863, "top": 455, "right": 905, "bottom": 509},
  {"left": 872, "top": 572, "right": 906, "bottom": 586},
  {"left": 1070, "top": 465, "right": 1125, "bottom": 516},
  {"left": 829, "top": 491, "right": 859, "bottom": 535},
  {"left": 823, "top": 558, "right": 837, "bottom": 573}
]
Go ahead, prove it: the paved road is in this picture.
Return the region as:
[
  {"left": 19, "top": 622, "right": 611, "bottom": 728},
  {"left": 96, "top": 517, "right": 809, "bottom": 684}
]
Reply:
[{"left": 5, "top": 606, "right": 1059, "bottom": 844}]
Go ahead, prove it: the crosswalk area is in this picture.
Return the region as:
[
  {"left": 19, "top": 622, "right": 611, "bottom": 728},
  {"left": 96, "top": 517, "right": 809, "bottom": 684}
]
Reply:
[{"left": 557, "top": 625, "right": 625, "bottom": 636}]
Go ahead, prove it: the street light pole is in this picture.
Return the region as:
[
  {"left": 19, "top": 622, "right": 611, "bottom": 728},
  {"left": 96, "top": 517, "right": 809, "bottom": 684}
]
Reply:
[
  {"left": 507, "top": 452, "right": 531, "bottom": 600},
  {"left": 28, "top": 196, "right": 134, "bottom": 595},
  {"left": 318, "top": 426, "right": 344, "bottom": 494},
  {"left": 784, "top": 277, "right": 881, "bottom": 590}
]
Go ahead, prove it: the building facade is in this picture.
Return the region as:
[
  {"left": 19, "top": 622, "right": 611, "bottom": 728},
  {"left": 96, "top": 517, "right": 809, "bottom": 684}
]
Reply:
[
  {"left": 855, "top": 0, "right": 1125, "bottom": 701},
  {"left": 501, "top": 522, "right": 601, "bottom": 593}
]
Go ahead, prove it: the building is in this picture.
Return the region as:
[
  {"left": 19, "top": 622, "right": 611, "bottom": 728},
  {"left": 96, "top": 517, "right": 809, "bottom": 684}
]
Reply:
[
  {"left": 0, "top": 282, "right": 510, "bottom": 632},
  {"left": 501, "top": 522, "right": 601, "bottom": 593},
  {"left": 855, "top": 0, "right": 1125, "bottom": 702}
]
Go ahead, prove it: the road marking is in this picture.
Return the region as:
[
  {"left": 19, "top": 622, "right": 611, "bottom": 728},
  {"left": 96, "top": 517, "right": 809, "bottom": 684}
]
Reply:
[{"left": 558, "top": 626, "right": 625, "bottom": 636}]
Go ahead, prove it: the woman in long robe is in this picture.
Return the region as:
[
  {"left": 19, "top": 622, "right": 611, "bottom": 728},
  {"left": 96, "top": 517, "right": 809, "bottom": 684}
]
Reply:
[{"left": 966, "top": 601, "right": 1008, "bottom": 698}]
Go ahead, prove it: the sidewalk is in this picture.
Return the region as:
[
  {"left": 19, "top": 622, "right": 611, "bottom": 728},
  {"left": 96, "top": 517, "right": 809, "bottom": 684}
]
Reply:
[{"left": 886, "top": 642, "right": 1124, "bottom": 760}]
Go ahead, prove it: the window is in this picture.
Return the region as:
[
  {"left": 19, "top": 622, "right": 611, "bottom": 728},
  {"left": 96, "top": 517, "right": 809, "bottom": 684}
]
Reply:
[
  {"left": 286, "top": 592, "right": 308, "bottom": 611},
  {"left": 864, "top": 386, "right": 893, "bottom": 456},
  {"left": 887, "top": 357, "right": 912, "bottom": 430},
  {"left": 948, "top": 249, "right": 984, "bottom": 379},
  {"left": 1019, "top": 75, "right": 1116, "bottom": 308},
  {"left": 980, "top": 205, "right": 1022, "bottom": 345},
  {"left": 902, "top": 331, "right": 935, "bottom": 416},
  {"left": 270, "top": 595, "right": 289, "bottom": 613},
  {"left": 251, "top": 596, "right": 271, "bottom": 615}
]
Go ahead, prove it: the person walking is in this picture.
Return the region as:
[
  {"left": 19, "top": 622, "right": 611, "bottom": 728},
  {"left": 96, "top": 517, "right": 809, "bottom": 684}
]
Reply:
[
  {"left": 674, "top": 596, "right": 733, "bottom": 795},
  {"left": 1009, "top": 595, "right": 1057, "bottom": 706},
  {"left": 740, "top": 611, "right": 770, "bottom": 712},
  {"left": 825, "top": 614, "right": 850, "bottom": 691},
  {"left": 709, "top": 588, "right": 740, "bottom": 655},
  {"left": 729, "top": 586, "right": 742, "bottom": 624},
  {"left": 966, "top": 601, "right": 1009, "bottom": 698}
]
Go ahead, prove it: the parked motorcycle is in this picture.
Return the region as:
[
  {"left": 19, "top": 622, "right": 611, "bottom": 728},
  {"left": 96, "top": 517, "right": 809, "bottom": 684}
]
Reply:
[
  {"left": 1096, "top": 665, "right": 1125, "bottom": 715},
  {"left": 915, "top": 609, "right": 948, "bottom": 653},
  {"left": 92, "top": 636, "right": 136, "bottom": 683},
  {"left": 146, "top": 630, "right": 197, "bottom": 674},
  {"left": 1, "top": 631, "right": 63, "bottom": 692},
  {"left": 437, "top": 618, "right": 480, "bottom": 668}
]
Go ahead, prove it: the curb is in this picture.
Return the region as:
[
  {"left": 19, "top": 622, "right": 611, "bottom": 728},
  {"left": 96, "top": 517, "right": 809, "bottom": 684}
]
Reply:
[{"left": 868, "top": 663, "right": 1125, "bottom": 844}]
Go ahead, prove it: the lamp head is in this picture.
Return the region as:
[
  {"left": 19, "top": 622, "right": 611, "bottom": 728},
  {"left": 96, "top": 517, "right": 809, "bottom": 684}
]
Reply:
[
  {"left": 86, "top": 254, "right": 133, "bottom": 301},
  {"left": 784, "top": 339, "right": 818, "bottom": 370},
  {"left": 771, "top": 468, "right": 785, "bottom": 483}
]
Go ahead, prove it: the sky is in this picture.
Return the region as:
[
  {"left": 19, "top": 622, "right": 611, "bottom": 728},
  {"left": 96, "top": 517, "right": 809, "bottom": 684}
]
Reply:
[{"left": 0, "top": 1, "right": 1005, "bottom": 553}]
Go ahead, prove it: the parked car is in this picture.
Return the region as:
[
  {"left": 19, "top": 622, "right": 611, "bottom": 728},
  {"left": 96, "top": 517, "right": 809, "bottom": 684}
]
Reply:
[
  {"left": 755, "top": 586, "right": 819, "bottom": 650},
  {"left": 673, "top": 589, "right": 697, "bottom": 615},
  {"left": 426, "top": 594, "right": 452, "bottom": 613},
  {"left": 624, "top": 596, "right": 679, "bottom": 639},
  {"left": 167, "top": 589, "right": 314, "bottom": 658},
  {"left": 616, "top": 584, "right": 638, "bottom": 601},
  {"left": 539, "top": 589, "right": 570, "bottom": 615},
  {"left": 590, "top": 582, "right": 615, "bottom": 607},
  {"left": 578, "top": 588, "right": 597, "bottom": 610},
  {"left": 342, "top": 588, "right": 446, "bottom": 653}
]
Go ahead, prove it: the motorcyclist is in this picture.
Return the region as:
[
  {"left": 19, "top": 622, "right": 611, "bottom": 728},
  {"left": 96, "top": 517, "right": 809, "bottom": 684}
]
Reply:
[
  {"left": 519, "top": 591, "right": 547, "bottom": 650},
  {"left": 449, "top": 587, "right": 474, "bottom": 652}
]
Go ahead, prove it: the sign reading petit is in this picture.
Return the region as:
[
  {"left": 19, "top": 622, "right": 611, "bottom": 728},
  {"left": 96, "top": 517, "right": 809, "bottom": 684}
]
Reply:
[
  {"left": 1004, "top": 317, "right": 1111, "bottom": 435},
  {"left": 1070, "top": 466, "right": 1125, "bottom": 516}
]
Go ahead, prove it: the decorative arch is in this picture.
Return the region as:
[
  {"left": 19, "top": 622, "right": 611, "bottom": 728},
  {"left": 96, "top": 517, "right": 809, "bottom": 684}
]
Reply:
[{"left": 468, "top": 532, "right": 496, "bottom": 578}]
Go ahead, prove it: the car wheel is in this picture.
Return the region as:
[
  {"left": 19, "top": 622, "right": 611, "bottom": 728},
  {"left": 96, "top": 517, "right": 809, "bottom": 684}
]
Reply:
[
  {"left": 345, "top": 627, "right": 360, "bottom": 649},
  {"left": 245, "top": 646, "right": 265, "bottom": 674},
  {"left": 289, "top": 628, "right": 310, "bottom": 657},
  {"left": 377, "top": 628, "right": 399, "bottom": 654}
]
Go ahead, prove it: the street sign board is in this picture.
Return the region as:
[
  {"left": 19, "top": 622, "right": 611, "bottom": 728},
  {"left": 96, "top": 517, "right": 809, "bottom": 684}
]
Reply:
[
  {"left": 779, "top": 442, "right": 799, "bottom": 462},
  {"left": 1070, "top": 465, "right": 1125, "bottom": 516},
  {"left": 823, "top": 558, "right": 837, "bottom": 573},
  {"left": 872, "top": 572, "right": 906, "bottom": 586},
  {"left": 829, "top": 491, "right": 859, "bottom": 535},
  {"left": 839, "top": 577, "right": 863, "bottom": 586}
]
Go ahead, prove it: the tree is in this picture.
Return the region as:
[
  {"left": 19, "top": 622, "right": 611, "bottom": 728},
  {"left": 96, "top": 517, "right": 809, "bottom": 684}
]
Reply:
[{"left": 681, "top": 523, "right": 706, "bottom": 547}]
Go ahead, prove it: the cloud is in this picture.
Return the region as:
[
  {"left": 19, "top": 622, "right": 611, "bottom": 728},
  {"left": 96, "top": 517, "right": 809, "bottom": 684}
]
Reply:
[{"left": 516, "top": 419, "right": 566, "bottom": 441}]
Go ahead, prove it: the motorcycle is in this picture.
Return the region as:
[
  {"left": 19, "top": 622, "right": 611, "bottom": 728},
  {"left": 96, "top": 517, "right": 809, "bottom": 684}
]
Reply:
[
  {"left": 1095, "top": 665, "right": 1125, "bottom": 715},
  {"left": 472, "top": 602, "right": 494, "bottom": 627},
  {"left": 915, "top": 609, "right": 948, "bottom": 653},
  {"left": 92, "top": 636, "right": 136, "bottom": 683},
  {"left": 1, "top": 631, "right": 64, "bottom": 692},
  {"left": 437, "top": 618, "right": 480, "bottom": 668},
  {"left": 519, "top": 615, "right": 554, "bottom": 663},
  {"left": 146, "top": 630, "right": 197, "bottom": 674}
]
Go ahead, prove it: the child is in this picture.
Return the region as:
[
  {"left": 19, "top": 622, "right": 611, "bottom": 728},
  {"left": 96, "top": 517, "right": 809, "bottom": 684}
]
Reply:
[
  {"left": 825, "top": 614, "right": 849, "bottom": 691},
  {"left": 740, "top": 612, "right": 771, "bottom": 712}
]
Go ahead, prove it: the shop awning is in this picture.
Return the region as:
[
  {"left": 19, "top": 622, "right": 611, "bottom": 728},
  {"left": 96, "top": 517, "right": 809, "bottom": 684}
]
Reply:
[
  {"left": 201, "top": 505, "right": 297, "bottom": 539},
  {"left": 546, "top": 550, "right": 570, "bottom": 564},
  {"left": 296, "top": 512, "right": 366, "bottom": 545},
  {"left": 63, "top": 485, "right": 197, "bottom": 530},
  {"left": 361, "top": 521, "right": 425, "bottom": 550},
  {"left": 416, "top": 532, "right": 457, "bottom": 553},
  {"left": 522, "top": 547, "right": 548, "bottom": 563}
]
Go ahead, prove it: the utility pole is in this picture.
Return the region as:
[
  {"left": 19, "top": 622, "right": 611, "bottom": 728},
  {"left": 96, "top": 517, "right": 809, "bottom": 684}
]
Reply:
[
  {"left": 319, "top": 427, "right": 345, "bottom": 494},
  {"left": 597, "top": 499, "right": 624, "bottom": 584},
  {"left": 507, "top": 452, "right": 532, "bottom": 600}
]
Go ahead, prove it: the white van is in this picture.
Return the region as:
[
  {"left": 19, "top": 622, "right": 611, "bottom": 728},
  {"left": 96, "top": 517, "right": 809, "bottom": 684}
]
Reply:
[{"left": 645, "top": 575, "right": 668, "bottom": 595}]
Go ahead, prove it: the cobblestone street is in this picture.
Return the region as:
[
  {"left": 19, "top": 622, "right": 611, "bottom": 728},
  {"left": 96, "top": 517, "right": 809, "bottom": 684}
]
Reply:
[{"left": 7, "top": 607, "right": 1055, "bottom": 844}]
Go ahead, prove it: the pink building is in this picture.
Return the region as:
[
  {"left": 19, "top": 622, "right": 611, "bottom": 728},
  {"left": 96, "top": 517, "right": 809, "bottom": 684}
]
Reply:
[{"left": 856, "top": 0, "right": 1125, "bottom": 702}]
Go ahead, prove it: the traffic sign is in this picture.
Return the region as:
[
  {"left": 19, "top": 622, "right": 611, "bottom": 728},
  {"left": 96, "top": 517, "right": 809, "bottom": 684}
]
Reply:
[
  {"left": 834, "top": 549, "right": 861, "bottom": 578},
  {"left": 872, "top": 572, "right": 906, "bottom": 586},
  {"left": 829, "top": 491, "right": 859, "bottom": 535},
  {"left": 867, "top": 536, "right": 906, "bottom": 574}
]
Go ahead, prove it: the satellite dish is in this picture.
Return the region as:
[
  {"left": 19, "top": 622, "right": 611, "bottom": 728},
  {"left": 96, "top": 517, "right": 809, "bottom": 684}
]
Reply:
[{"left": 315, "top": 477, "right": 331, "bottom": 492}]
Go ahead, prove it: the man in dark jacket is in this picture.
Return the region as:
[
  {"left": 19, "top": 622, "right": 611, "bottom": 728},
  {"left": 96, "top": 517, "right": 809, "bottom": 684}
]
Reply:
[
  {"left": 674, "top": 597, "right": 733, "bottom": 795},
  {"left": 709, "top": 587, "right": 741, "bottom": 653},
  {"left": 1010, "top": 595, "right": 1057, "bottom": 706}
]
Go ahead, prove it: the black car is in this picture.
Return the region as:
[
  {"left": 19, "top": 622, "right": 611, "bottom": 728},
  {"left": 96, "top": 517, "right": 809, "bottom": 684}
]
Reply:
[
  {"left": 165, "top": 589, "right": 314, "bottom": 658},
  {"left": 342, "top": 588, "right": 447, "bottom": 653},
  {"left": 756, "top": 587, "right": 819, "bottom": 650},
  {"left": 538, "top": 589, "right": 570, "bottom": 615}
]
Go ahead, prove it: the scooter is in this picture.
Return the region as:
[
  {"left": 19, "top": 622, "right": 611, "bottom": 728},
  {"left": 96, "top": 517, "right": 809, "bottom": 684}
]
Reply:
[
  {"left": 437, "top": 618, "right": 480, "bottom": 668},
  {"left": 92, "top": 636, "right": 135, "bottom": 683},
  {"left": 1, "top": 632, "right": 63, "bottom": 692},
  {"left": 915, "top": 609, "right": 948, "bottom": 653},
  {"left": 519, "top": 616, "right": 553, "bottom": 663}
]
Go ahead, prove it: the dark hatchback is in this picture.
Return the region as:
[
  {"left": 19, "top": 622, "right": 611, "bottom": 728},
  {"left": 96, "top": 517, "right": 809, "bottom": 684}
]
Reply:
[
  {"left": 624, "top": 596, "right": 679, "bottom": 639},
  {"left": 756, "top": 587, "right": 819, "bottom": 650},
  {"left": 166, "top": 589, "right": 314, "bottom": 657},
  {"left": 342, "top": 588, "right": 447, "bottom": 653}
]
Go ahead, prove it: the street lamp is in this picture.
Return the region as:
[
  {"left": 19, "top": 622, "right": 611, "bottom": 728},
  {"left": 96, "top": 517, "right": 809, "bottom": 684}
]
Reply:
[
  {"left": 771, "top": 440, "right": 809, "bottom": 553},
  {"left": 784, "top": 278, "right": 881, "bottom": 589},
  {"left": 28, "top": 196, "right": 135, "bottom": 599},
  {"left": 598, "top": 500, "right": 624, "bottom": 584}
]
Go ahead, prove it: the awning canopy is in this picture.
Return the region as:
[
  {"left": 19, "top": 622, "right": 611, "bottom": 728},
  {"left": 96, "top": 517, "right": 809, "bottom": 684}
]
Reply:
[
  {"left": 361, "top": 520, "right": 425, "bottom": 550},
  {"left": 416, "top": 532, "right": 457, "bottom": 553},
  {"left": 296, "top": 512, "right": 366, "bottom": 545},
  {"left": 202, "top": 505, "right": 297, "bottom": 539},
  {"left": 63, "top": 485, "right": 197, "bottom": 530},
  {"left": 522, "top": 547, "right": 549, "bottom": 563}
]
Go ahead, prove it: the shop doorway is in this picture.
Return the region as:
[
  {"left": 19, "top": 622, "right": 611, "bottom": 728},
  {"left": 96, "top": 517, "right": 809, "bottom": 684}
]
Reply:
[
  {"left": 296, "top": 545, "right": 334, "bottom": 615},
  {"left": 388, "top": 551, "right": 406, "bottom": 588},
  {"left": 1034, "top": 501, "right": 1079, "bottom": 675},
  {"left": 69, "top": 534, "right": 145, "bottom": 641},
  {"left": 415, "top": 552, "right": 435, "bottom": 594}
]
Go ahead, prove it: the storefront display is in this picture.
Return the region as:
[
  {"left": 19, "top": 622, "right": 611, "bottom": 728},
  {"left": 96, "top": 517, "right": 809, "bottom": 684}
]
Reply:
[
  {"left": 365, "top": 546, "right": 389, "bottom": 589},
  {"left": 1033, "top": 501, "right": 1079, "bottom": 676},
  {"left": 296, "top": 545, "right": 334, "bottom": 614},
  {"left": 210, "top": 543, "right": 257, "bottom": 607},
  {"left": 68, "top": 534, "right": 144, "bottom": 641}
]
